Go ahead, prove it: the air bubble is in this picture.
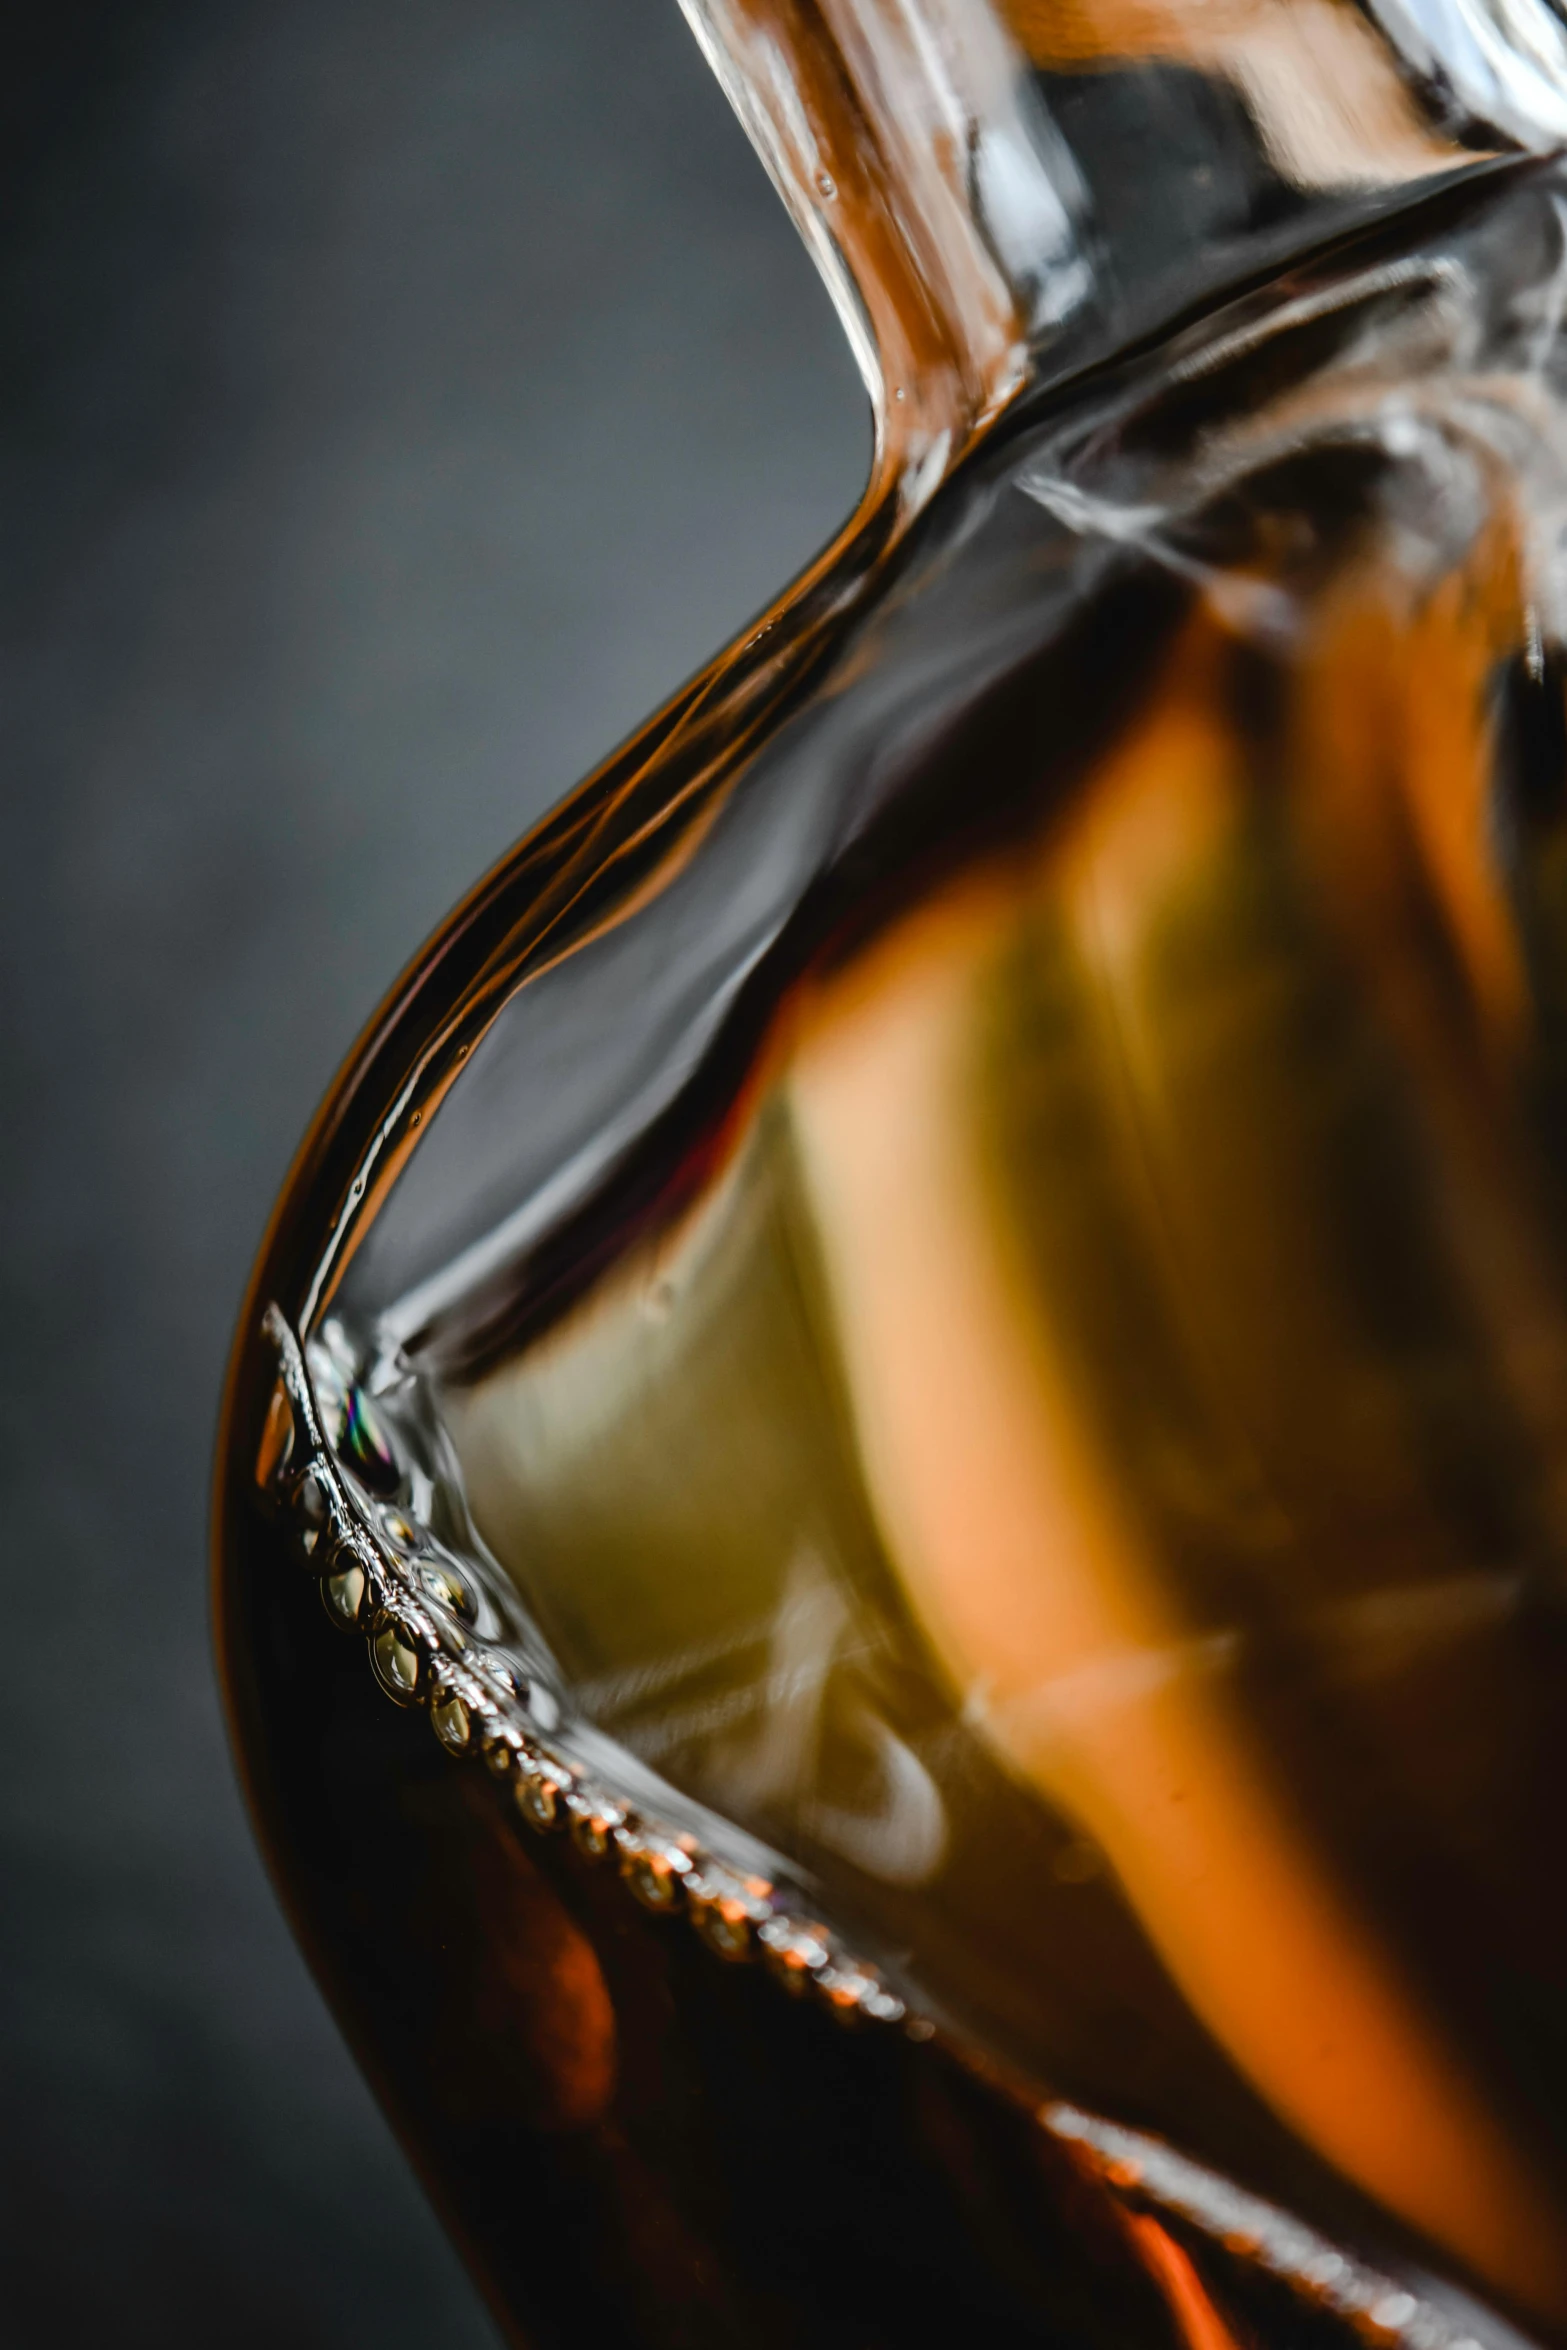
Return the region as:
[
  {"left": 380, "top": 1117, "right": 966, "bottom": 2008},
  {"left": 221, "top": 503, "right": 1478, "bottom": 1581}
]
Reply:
[
  {"left": 323, "top": 1561, "right": 367, "bottom": 1630},
  {"left": 432, "top": 1692, "right": 472, "bottom": 1753},
  {"left": 335, "top": 1381, "right": 401, "bottom": 1498},
  {"left": 371, "top": 1618, "right": 423, "bottom": 1704},
  {"left": 292, "top": 1468, "right": 330, "bottom": 1566},
  {"left": 567, "top": 1792, "right": 625, "bottom": 1860},
  {"left": 421, "top": 1560, "right": 476, "bottom": 1621},
  {"left": 758, "top": 1916, "right": 829, "bottom": 1995},
  {"left": 515, "top": 1764, "right": 568, "bottom": 1832},
  {"left": 617, "top": 1829, "right": 693, "bottom": 1912}
]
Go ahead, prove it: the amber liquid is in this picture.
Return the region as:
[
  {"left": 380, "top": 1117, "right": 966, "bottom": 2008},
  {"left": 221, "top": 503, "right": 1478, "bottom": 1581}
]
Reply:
[{"left": 219, "top": 157, "right": 1567, "bottom": 2350}]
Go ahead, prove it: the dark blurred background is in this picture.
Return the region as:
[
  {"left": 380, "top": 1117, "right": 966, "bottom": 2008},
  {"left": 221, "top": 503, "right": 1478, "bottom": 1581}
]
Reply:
[{"left": 0, "top": 4, "right": 864, "bottom": 2340}]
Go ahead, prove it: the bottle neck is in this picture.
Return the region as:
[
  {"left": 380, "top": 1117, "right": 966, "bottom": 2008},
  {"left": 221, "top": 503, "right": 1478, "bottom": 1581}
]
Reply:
[
  {"left": 683, "top": 0, "right": 1567, "bottom": 511},
  {"left": 683, "top": 0, "right": 1079, "bottom": 512}
]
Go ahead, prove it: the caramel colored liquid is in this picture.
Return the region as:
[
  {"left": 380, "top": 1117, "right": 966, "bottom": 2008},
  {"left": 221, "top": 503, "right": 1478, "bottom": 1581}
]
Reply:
[{"left": 219, "top": 159, "right": 1567, "bottom": 2350}]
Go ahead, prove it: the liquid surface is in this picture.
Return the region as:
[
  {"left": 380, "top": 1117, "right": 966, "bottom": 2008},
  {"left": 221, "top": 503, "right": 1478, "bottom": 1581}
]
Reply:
[{"left": 226, "top": 154, "right": 1567, "bottom": 2350}]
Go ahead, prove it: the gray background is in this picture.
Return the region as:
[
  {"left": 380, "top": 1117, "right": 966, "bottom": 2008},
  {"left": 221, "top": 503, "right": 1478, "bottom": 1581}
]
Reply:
[{"left": 0, "top": 4, "right": 865, "bottom": 2340}]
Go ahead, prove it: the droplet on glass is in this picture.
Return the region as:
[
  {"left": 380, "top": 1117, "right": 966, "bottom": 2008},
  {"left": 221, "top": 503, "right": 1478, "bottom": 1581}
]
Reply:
[{"left": 815, "top": 168, "right": 836, "bottom": 198}]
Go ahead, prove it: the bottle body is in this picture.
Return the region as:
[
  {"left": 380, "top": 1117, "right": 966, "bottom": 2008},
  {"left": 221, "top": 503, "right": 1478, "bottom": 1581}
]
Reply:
[{"left": 219, "top": 6, "right": 1567, "bottom": 2344}]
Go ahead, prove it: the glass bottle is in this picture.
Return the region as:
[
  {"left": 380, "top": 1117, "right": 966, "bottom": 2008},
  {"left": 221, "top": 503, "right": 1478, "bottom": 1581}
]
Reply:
[{"left": 216, "top": 3, "right": 1567, "bottom": 2345}]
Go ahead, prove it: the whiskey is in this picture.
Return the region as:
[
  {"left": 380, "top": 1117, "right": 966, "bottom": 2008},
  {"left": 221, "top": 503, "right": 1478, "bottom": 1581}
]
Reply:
[{"left": 217, "top": 5, "right": 1567, "bottom": 2343}]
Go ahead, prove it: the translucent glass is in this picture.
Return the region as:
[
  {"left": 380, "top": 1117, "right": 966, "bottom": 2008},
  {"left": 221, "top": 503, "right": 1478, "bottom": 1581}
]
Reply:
[{"left": 217, "top": 4, "right": 1567, "bottom": 2345}]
